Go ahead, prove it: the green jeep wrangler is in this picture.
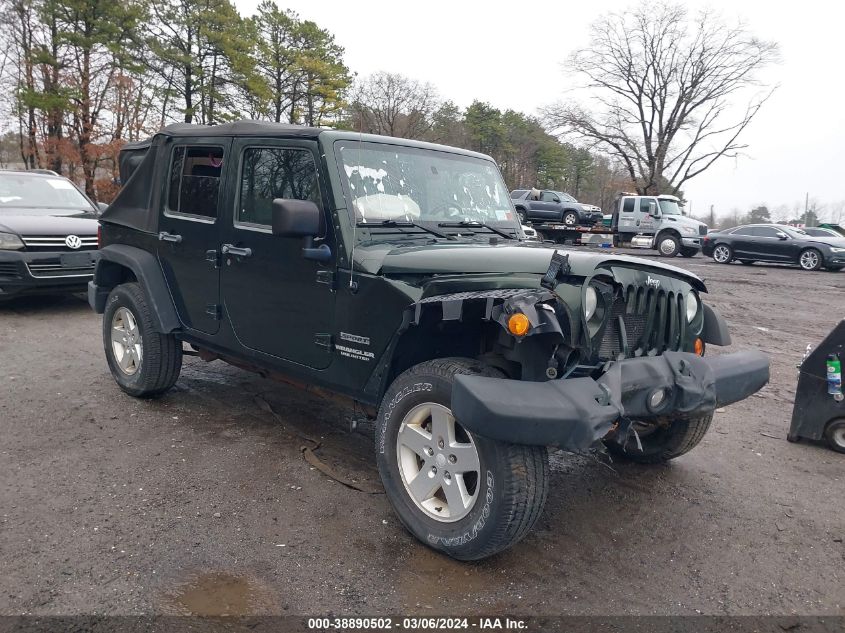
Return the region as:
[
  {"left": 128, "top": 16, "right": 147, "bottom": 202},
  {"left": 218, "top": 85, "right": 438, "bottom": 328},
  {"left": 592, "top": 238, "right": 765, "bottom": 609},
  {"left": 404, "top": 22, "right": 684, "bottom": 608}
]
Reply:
[{"left": 89, "top": 121, "right": 770, "bottom": 560}]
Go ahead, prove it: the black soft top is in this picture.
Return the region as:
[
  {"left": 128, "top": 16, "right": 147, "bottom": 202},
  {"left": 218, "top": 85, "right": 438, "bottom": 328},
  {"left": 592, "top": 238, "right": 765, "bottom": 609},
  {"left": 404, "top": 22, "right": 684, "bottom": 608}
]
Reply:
[{"left": 157, "top": 120, "right": 324, "bottom": 138}]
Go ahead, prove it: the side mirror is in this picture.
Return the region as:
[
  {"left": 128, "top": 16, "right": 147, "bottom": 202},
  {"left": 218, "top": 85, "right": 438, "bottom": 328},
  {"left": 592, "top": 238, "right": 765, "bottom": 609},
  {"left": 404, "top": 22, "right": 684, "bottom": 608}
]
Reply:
[
  {"left": 776, "top": 232, "right": 788, "bottom": 240},
  {"left": 271, "top": 198, "right": 331, "bottom": 262},
  {"left": 552, "top": 196, "right": 560, "bottom": 203}
]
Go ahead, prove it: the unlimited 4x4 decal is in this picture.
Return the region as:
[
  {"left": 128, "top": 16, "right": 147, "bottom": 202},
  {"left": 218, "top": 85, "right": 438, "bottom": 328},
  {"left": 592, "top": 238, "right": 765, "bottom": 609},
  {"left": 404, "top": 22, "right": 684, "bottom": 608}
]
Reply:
[{"left": 335, "top": 344, "right": 374, "bottom": 362}]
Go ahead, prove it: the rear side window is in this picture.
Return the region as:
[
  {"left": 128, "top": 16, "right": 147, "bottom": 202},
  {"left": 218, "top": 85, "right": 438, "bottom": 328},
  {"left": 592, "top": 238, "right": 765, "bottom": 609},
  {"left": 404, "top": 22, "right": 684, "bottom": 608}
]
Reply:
[
  {"left": 638, "top": 198, "right": 658, "bottom": 214},
  {"left": 510, "top": 190, "right": 527, "bottom": 199},
  {"left": 622, "top": 198, "right": 635, "bottom": 213},
  {"left": 752, "top": 226, "right": 782, "bottom": 238},
  {"left": 731, "top": 227, "right": 755, "bottom": 236},
  {"left": 166, "top": 146, "right": 224, "bottom": 219},
  {"left": 237, "top": 147, "right": 320, "bottom": 227}
]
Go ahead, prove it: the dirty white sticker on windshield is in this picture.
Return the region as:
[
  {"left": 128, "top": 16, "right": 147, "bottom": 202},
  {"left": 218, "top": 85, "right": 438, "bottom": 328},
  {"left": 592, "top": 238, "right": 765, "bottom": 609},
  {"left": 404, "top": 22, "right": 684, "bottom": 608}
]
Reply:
[
  {"left": 46, "top": 179, "right": 75, "bottom": 190},
  {"left": 336, "top": 344, "right": 374, "bottom": 362},
  {"left": 339, "top": 332, "right": 370, "bottom": 346}
]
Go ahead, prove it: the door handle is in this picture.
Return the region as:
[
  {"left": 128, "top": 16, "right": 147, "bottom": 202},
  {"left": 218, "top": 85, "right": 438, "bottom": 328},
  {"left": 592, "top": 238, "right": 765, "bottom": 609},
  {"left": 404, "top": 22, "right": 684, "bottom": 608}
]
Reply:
[
  {"left": 221, "top": 244, "right": 252, "bottom": 258},
  {"left": 159, "top": 231, "right": 182, "bottom": 243}
]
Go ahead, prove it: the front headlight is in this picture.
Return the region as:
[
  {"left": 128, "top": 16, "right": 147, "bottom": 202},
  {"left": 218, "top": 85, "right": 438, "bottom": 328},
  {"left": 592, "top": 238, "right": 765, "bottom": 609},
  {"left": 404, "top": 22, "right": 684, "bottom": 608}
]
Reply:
[
  {"left": 0, "top": 232, "right": 24, "bottom": 250},
  {"left": 680, "top": 226, "right": 696, "bottom": 235},
  {"left": 686, "top": 292, "right": 700, "bottom": 322},
  {"left": 584, "top": 286, "right": 598, "bottom": 320}
]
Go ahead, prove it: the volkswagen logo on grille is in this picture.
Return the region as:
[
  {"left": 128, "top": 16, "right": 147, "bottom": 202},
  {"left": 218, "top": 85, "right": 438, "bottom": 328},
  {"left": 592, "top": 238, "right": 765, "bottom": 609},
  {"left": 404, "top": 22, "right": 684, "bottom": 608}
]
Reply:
[{"left": 65, "top": 235, "right": 82, "bottom": 250}]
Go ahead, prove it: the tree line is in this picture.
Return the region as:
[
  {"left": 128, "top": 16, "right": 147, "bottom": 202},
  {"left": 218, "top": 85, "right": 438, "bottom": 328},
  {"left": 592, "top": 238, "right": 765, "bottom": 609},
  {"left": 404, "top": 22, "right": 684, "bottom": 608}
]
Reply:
[
  {"left": 0, "top": 0, "right": 778, "bottom": 215},
  {"left": 0, "top": 0, "right": 630, "bottom": 206}
]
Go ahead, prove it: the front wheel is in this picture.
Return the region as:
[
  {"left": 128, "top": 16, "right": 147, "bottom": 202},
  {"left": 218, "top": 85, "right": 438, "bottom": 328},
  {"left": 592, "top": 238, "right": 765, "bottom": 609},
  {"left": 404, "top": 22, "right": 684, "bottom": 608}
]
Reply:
[
  {"left": 103, "top": 282, "right": 183, "bottom": 397},
  {"left": 656, "top": 234, "right": 680, "bottom": 257},
  {"left": 376, "top": 358, "right": 549, "bottom": 560},
  {"left": 562, "top": 211, "right": 579, "bottom": 226},
  {"left": 679, "top": 246, "right": 698, "bottom": 258},
  {"left": 798, "top": 248, "right": 823, "bottom": 271},
  {"left": 605, "top": 414, "right": 713, "bottom": 464}
]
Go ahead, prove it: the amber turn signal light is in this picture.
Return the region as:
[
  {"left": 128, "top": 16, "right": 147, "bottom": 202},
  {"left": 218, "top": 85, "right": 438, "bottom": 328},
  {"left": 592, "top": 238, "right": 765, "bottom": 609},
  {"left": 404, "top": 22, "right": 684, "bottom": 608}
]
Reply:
[
  {"left": 694, "top": 338, "right": 705, "bottom": 356},
  {"left": 507, "top": 313, "right": 530, "bottom": 337}
]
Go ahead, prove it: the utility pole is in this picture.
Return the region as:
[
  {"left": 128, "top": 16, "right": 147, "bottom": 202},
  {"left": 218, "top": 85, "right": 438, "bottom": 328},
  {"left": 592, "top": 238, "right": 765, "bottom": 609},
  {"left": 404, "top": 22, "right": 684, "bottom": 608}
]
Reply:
[{"left": 709, "top": 204, "right": 715, "bottom": 228}]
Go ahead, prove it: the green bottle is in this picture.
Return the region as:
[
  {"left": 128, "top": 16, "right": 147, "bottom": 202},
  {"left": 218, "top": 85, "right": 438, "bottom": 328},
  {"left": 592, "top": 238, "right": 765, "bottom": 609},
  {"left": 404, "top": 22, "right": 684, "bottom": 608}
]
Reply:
[{"left": 827, "top": 354, "right": 842, "bottom": 397}]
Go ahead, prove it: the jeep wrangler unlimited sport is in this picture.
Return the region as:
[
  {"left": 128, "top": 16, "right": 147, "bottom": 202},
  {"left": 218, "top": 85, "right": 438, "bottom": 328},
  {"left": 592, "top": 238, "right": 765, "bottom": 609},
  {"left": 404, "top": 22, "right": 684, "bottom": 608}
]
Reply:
[{"left": 89, "top": 121, "right": 770, "bottom": 560}]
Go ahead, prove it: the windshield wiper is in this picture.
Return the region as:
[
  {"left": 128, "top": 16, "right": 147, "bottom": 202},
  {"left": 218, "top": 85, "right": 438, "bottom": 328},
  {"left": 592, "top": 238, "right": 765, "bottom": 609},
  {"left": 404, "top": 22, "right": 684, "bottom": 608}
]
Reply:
[
  {"left": 356, "top": 219, "right": 455, "bottom": 240},
  {"left": 437, "top": 220, "right": 516, "bottom": 240}
]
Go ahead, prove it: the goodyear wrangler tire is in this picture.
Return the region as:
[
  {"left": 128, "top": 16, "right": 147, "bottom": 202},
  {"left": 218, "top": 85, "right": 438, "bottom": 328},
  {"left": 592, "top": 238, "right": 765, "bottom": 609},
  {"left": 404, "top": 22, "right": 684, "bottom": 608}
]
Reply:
[
  {"left": 605, "top": 413, "right": 713, "bottom": 464},
  {"left": 103, "top": 282, "right": 182, "bottom": 397},
  {"left": 375, "top": 358, "right": 549, "bottom": 560}
]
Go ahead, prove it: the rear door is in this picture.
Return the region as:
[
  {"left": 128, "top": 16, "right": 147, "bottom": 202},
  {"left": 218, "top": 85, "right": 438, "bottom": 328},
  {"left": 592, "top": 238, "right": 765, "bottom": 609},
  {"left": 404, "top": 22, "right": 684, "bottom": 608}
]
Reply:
[
  {"left": 727, "top": 226, "right": 757, "bottom": 259},
  {"left": 616, "top": 196, "right": 637, "bottom": 232},
  {"left": 219, "top": 138, "right": 337, "bottom": 369},
  {"left": 157, "top": 139, "right": 230, "bottom": 335}
]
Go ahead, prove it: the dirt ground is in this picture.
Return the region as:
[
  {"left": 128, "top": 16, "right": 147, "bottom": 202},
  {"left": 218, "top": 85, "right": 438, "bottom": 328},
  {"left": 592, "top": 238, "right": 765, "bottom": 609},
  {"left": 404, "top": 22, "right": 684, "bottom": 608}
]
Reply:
[{"left": 0, "top": 251, "right": 843, "bottom": 618}]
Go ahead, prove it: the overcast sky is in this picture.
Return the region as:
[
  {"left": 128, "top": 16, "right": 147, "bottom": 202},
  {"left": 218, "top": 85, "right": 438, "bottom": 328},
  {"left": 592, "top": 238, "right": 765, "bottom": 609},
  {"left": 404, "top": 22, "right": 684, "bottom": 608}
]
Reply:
[{"left": 234, "top": 0, "right": 844, "bottom": 219}]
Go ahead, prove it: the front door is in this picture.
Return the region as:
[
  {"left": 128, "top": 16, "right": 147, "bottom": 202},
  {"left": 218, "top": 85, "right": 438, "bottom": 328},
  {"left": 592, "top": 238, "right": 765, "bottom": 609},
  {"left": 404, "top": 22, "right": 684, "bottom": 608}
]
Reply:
[
  {"left": 749, "top": 226, "right": 799, "bottom": 262},
  {"left": 157, "top": 139, "right": 230, "bottom": 335},
  {"left": 220, "top": 139, "right": 337, "bottom": 369}
]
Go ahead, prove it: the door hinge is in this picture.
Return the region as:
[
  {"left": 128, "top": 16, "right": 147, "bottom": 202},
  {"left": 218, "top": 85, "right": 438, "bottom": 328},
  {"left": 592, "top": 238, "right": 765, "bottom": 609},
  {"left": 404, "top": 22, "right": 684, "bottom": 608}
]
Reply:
[
  {"left": 205, "top": 304, "right": 221, "bottom": 319},
  {"left": 316, "top": 269, "right": 335, "bottom": 289},
  {"left": 205, "top": 249, "right": 221, "bottom": 268},
  {"left": 314, "top": 333, "right": 333, "bottom": 351}
]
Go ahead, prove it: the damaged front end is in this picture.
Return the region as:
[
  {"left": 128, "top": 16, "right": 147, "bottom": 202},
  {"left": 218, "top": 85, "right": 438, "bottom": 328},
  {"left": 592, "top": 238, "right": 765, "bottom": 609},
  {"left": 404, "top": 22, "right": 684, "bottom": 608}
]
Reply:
[{"left": 410, "top": 251, "right": 770, "bottom": 452}]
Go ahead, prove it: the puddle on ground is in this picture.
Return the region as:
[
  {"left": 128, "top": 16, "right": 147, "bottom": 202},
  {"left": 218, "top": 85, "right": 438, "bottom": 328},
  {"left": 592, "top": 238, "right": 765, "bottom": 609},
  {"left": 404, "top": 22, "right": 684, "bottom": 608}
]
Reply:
[{"left": 172, "top": 572, "right": 270, "bottom": 616}]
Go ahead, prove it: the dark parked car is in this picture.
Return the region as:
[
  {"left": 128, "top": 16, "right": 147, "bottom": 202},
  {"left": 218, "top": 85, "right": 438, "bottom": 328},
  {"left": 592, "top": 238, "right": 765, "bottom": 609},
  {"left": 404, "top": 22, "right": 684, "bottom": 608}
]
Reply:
[
  {"left": 702, "top": 224, "right": 845, "bottom": 271},
  {"left": 510, "top": 189, "right": 603, "bottom": 226},
  {"left": 0, "top": 170, "right": 100, "bottom": 300},
  {"left": 89, "top": 121, "right": 769, "bottom": 560}
]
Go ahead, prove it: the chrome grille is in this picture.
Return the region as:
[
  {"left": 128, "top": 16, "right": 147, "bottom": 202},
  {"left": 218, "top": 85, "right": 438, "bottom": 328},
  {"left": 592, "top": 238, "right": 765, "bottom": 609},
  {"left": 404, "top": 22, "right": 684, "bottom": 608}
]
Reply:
[
  {"left": 26, "top": 260, "right": 96, "bottom": 278},
  {"left": 21, "top": 235, "right": 98, "bottom": 251},
  {"left": 598, "top": 285, "right": 686, "bottom": 360}
]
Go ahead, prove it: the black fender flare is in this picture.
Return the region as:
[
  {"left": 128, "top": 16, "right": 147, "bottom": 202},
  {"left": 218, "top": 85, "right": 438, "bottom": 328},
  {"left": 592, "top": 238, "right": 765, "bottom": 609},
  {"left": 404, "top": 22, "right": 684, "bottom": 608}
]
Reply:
[
  {"left": 90, "top": 244, "right": 180, "bottom": 333},
  {"left": 702, "top": 304, "right": 731, "bottom": 346}
]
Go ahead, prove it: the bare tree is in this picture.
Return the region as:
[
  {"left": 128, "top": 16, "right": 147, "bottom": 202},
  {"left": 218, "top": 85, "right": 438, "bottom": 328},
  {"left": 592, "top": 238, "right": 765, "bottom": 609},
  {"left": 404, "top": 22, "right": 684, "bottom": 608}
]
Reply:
[
  {"left": 349, "top": 71, "right": 439, "bottom": 139},
  {"left": 544, "top": 2, "right": 778, "bottom": 196}
]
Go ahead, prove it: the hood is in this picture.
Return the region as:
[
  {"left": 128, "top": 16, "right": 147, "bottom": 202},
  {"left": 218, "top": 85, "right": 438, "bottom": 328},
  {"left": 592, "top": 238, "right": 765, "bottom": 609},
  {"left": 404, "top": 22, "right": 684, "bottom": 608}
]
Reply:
[
  {"left": 804, "top": 236, "right": 845, "bottom": 247},
  {"left": 353, "top": 241, "right": 706, "bottom": 291},
  {"left": 0, "top": 209, "right": 99, "bottom": 236}
]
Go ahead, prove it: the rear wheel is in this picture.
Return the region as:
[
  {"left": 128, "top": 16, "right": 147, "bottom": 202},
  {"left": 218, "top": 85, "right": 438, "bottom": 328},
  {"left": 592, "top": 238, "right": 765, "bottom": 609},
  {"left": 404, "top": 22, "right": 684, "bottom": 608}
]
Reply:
[
  {"left": 712, "top": 244, "right": 733, "bottom": 264},
  {"left": 376, "top": 358, "right": 549, "bottom": 560},
  {"left": 605, "top": 414, "right": 713, "bottom": 464},
  {"left": 656, "top": 233, "right": 680, "bottom": 257},
  {"left": 825, "top": 419, "right": 845, "bottom": 453},
  {"left": 798, "top": 248, "right": 822, "bottom": 271},
  {"left": 103, "top": 282, "right": 182, "bottom": 397}
]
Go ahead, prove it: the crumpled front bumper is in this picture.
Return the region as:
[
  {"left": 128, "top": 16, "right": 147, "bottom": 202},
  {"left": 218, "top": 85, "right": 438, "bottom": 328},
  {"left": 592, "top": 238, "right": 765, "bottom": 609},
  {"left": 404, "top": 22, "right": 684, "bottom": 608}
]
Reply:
[{"left": 451, "top": 351, "right": 770, "bottom": 451}]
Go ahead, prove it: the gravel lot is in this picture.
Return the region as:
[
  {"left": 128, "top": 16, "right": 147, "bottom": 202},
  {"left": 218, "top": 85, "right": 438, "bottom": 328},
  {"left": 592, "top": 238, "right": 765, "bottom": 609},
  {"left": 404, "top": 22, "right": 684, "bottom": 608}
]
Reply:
[{"left": 0, "top": 252, "right": 843, "bottom": 617}]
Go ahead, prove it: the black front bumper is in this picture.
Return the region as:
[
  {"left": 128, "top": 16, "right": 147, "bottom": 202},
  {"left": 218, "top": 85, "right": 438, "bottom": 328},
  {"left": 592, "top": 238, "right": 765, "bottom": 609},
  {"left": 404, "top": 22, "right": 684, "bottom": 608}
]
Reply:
[
  {"left": 451, "top": 351, "right": 770, "bottom": 451},
  {"left": 0, "top": 250, "right": 99, "bottom": 299}
]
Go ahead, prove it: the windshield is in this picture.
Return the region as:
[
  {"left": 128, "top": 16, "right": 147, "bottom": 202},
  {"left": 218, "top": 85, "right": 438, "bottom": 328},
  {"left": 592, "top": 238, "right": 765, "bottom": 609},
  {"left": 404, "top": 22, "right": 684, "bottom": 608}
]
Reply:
[
  {"left": 0, "top": 173, "right": 93, "bottom": 213},
  {"left": 336, "top": 141, "right": 516, "bottom": 230},
  {"left": 657, "top": 198, "right": 683, "bottom": 215},
  {"left": 555, "top": 191, "right": 577, "bottom": 203}
]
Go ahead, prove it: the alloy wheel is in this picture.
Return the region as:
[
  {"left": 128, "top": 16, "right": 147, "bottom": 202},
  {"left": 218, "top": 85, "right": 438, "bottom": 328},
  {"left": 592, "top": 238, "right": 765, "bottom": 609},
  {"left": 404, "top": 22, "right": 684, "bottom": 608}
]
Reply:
[
  {"left": 111, "top": 307, "right": 142, "bottom": 375},
  {"left": 563, "top": 213, "right": 577, "bottom": 226},
  {"left": 396, "top": 403, "right": 480, "bottom": 522},
  {"left": 659, "top": 238, "right": 678, "bottom": 256},
  {"left": 713, "top": 245, "right": 731, "bottom": 263},
  {"left": 799, "top": 250, "right": 820, "bottom": 270}
]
